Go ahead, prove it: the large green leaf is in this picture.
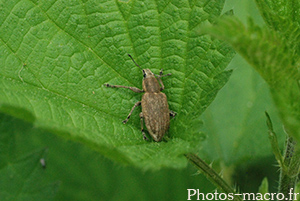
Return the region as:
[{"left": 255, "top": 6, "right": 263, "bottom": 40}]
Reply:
[
  {"left": 0, "top": 113, "right": 58, "bottom": 201},
  {"left": 0, "top": 150, "right": 58, "bottom": 201},
  {"left": 0, "top": 112, "right": 215, "bottom": 201},
  {"left": 0, "top": 0, "right": 234, "bottom": 169}
]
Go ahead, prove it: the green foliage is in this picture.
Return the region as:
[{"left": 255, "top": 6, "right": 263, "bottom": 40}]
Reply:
[
  {"left": 0, "top": 113, "right": 58, "bottom": 200},
  {"left": 201, "top": 57, "right": 284, "bottom": 166},
  {"left": 0, "top": 151, "right": 58, "bottom": 201},
  {"left": 258, "top": 178, "right": 269, "bottom": 200},
  {"left": 0, "top": 113, "right": 215, "bottom": 201},
  {"left": 200, "top": 0, "right": 300, "bottom": 142},
  {"left": 0, "top": 0, "right": 234, "bottom": 169}
]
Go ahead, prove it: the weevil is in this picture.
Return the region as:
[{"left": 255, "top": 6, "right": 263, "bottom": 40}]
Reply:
[{"left": 104, "top": 54, "right": 176, "bottom": 142}]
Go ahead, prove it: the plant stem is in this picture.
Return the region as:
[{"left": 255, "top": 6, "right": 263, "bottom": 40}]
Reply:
[
  {"left": 185, "top": 153, "right": 242, "bottom": 201},
  {"left": 278, "top": 136, "right": 300, "bottom": 200},
  {"left": 265, "top": 112, "right": 285, "bottom": 169}
]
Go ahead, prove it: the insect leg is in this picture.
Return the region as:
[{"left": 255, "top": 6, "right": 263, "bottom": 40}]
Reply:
[
  {"left": 139, "top": 112, "right": 148, "bottom": 140},
  {"left": 157, "top": 77, "right": 165, "bottom": 91},
  {"left": 160, "top": 69, "right": 163, "bottom": 76},
  {"left": 122, "top": 101, "right": 141, "bottom": 124},
  {"left": 169, "top": 110, "right": 177, "bottom": 118},
  {"left": 104, "top": 84, "right": 143, "bottom": 93},
  {"left": 159, "top": 69, "right": 172, "bottom": 77},
  {"left": 157, "top": 69, "right": 171, "bottom": 91}
]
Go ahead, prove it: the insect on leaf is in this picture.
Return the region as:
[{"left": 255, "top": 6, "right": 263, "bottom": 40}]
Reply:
[{"left": 0, "top": 0, "right": 234, "bottom": 169}]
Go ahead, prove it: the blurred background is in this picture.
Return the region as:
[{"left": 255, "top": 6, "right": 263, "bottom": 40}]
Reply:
[{"left": 3, "top": 0, "right": 285, "bottom": 200}]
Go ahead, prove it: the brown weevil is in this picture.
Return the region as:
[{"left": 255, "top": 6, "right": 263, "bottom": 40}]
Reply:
[{"left": 104, "top": 54, "right": 176, "bottom": 141}]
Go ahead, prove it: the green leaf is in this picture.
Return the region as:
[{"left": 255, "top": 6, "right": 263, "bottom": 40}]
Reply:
[
  {"left": 258, "top": 177, "right": 269, "bottom": 194},
  {"left": 265, "top": 111, "right": 285, "bottom": 169},
  {"left": 0, "top": 113, "right": 59, "bottom": 201},
  {"left": 255, "top": 0, "right": 300, "bottom": 44},
  {"left": 258, "top": 178, "right": 269, "bottom": 200},
  {"left": 0, "top": 0, "right": 234, "bottom": 169},
  {"left": 200, "top": 10, "right": 300, "bottom": 143},
  {"left": 0, "top": 113, "right": 58, "bottom": 200},
  {"left": 0, "top": 113, "right": 216, "bottom": 201},
  {"left": 0, "top": 151, "right": 58, "bottom": 201},
  {"left": 0, "top": 115, "right": 58, "bottom": 201}
]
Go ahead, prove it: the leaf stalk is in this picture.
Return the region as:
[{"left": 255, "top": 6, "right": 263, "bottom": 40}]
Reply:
[{"left": 185, "top": 153, "right": 242, "bottom": 201}]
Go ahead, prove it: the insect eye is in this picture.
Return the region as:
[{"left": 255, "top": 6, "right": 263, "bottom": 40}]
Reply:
[{"left": 143, "top": 70, "right": 146, "bottom": 78}]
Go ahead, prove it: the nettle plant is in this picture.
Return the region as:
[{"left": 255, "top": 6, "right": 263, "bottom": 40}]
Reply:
[
  {"left": 0, "top": 0, "right": 299, "bottom": 200},
  {"left": 202, "top": 0, "right": 300, "bottom": 200}
]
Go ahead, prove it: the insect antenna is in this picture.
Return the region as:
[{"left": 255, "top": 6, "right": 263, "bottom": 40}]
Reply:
[{"left": 128, "top": 54, "right": 143, "bottom": 71}]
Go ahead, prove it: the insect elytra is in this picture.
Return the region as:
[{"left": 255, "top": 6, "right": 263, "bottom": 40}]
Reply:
[{"left": 104, "top": 54, "right": 176, "bottom": 142}]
